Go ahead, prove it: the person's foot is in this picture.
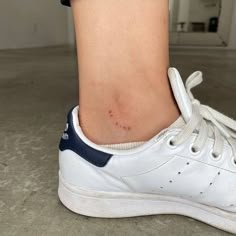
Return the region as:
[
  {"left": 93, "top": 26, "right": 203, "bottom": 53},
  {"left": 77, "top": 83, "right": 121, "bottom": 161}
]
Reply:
[{"left": 58, "top": 68, "right": 236, "bottom": 234}]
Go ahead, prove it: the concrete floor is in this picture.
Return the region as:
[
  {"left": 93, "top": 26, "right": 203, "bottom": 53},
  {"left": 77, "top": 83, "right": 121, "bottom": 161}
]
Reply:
[{"left": 0, "top": 46, "right": 236, "bottom": 236}]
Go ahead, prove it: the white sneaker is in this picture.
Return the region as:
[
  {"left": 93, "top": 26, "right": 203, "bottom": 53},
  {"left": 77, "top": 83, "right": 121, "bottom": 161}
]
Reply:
[{"left": 58, "top": 68, "right": 236, "bottom": 234}]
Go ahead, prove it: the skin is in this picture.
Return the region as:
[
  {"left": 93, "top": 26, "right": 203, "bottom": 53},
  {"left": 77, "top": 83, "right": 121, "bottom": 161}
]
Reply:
[{"left": 70, "top": 0, "right": 180, "bottom": 144}]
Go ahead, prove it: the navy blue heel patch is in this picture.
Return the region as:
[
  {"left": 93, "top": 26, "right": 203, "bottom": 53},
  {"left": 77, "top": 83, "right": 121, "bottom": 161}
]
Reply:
[{"left": 59, "top": 108, "right": 113, "bottom": 167}]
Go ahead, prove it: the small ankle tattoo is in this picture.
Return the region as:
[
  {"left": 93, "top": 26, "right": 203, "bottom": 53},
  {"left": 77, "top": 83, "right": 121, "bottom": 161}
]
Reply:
[
  {"left": 108, "top": 110, "right": 113, "bottom": 117},
  {"left": 108, "top": 110, "right": 131, "bottom": 131}
]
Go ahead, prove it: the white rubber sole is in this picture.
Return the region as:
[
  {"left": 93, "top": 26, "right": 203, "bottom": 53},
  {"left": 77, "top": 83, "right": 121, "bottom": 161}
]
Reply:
[{"left": 58, "top": 172, "right": 236, "bottom": 234}]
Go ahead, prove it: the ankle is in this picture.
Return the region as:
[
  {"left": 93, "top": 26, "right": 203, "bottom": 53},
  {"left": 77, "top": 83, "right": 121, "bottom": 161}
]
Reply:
[{"left": 79, "top": 80, "right": 180, "bottom": 144}]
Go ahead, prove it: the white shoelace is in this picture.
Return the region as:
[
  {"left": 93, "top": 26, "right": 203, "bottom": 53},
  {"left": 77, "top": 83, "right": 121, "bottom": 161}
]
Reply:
[{"left": 171, "top": 72, "right": 236, "bottom": 163}]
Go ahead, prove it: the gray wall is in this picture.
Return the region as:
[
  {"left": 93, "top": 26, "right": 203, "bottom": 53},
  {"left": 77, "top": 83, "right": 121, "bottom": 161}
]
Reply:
[
  {"left": 0, "top": 0, "right": 68, "bottom": 49},
  {"left": 67, "top": 9, "right": 75, "bottom": 45},
  {"left": 66, "top": 1, "right": 236, "bottom": 49},
  {"left": 1, "top": 1, "right": 235, "bottom": 50},
  {"left": 228, "top": 1, "right": 236, "bottom": 49}
]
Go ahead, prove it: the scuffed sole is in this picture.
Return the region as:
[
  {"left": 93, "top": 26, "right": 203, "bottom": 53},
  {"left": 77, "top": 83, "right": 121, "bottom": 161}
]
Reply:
[{"left": 58, "top": 172, "right": 236, "bottom": 234}]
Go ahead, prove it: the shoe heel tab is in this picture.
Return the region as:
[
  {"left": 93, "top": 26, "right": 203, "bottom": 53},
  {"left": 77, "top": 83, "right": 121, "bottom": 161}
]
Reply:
[{"left": 59, "top": 107, "right": 113, "bottom": 167}]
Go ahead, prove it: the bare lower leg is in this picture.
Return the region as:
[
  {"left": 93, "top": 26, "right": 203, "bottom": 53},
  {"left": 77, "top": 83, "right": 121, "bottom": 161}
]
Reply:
[{"left": 71, "top": 0, "right": 179, "bottom": 144}]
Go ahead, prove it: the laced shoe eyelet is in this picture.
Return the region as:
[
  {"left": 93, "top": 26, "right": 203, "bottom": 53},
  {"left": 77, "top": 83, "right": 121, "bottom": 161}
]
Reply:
[
  {"left": 167, "top": 137, "right": 177, "bottom": 149},
  {"left": 190, "top": 145, "right": 201, "bottom": 156},
  {"left": 231, "top": 157, "right": 236, "bottom": 167},
  {"left": 210, "top": 151, "right": 221, "bottom": 161}
]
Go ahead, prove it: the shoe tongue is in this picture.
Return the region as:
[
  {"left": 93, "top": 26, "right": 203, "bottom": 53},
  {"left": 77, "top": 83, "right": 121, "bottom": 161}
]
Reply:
[{"left": 168, "top": 68, "right": 192, "bottom": 122}]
